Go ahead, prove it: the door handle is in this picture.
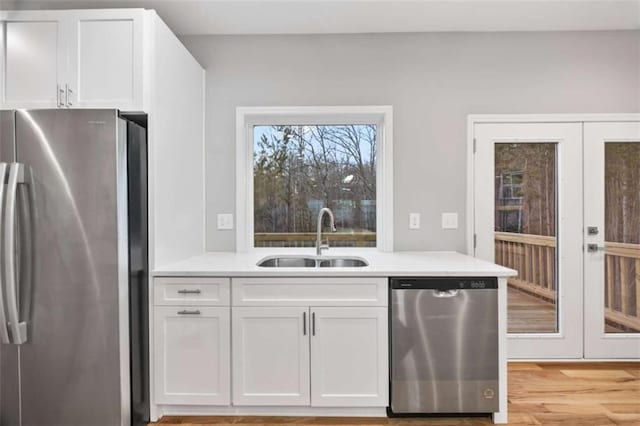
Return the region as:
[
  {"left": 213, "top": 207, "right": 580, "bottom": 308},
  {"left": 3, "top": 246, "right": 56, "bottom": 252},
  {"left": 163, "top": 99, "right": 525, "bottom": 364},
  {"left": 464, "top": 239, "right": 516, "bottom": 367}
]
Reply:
[
  {"left": 65, "top": 84, "right": 73, "bottom": 107},
  {"left": 312, "top": 312, "right": 316, "bottom": 336},
  {"left": 177, "top": 289, "right": 201, "bottom": 294},
  {"left": 4, "top": 163, "right": 27, "bottom": 344},
  {"left": 0, "top": 163, "right": 10, "bottom": 344},
  {"left": 303, "top": 311, "right": 306, "bottom": 335},
  {"left": 177, "top": 310, "right": 201, "bottom": 315},
  {"left": 57, "top": 84, "right": 65, "bottom": 108},
  {"left": 587, "top": 243, "right": 605, "bottom": 253}
]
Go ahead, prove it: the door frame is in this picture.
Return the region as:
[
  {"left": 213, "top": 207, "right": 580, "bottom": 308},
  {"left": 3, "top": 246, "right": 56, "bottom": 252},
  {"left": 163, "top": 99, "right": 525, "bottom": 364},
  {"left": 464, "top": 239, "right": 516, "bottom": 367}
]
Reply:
[{"left": 466, "top": 113, "right": 640, "bottom": 361}]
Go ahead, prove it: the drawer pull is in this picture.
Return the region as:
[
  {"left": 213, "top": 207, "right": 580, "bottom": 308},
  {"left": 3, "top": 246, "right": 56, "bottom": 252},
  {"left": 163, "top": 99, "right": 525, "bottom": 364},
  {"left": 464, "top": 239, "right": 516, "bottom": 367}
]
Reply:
[
  {"left": 177, "top": 310, "right": 201, "bottom": 315},
  {"left": 177, "top": 289, "right": 201, "bottom": 295}
]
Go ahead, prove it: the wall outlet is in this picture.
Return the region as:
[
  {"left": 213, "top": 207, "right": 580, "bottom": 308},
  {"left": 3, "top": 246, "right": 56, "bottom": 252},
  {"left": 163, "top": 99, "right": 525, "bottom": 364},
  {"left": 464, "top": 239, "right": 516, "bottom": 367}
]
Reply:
[
  {"left": 441, "top": 212, "right": 458, "bottom": 229},
  {"left": 409, "top": 213, "right": 420, "bottom": 230},
  {"left": 217, "top": 213, "right": 234, "bottom": 230}
]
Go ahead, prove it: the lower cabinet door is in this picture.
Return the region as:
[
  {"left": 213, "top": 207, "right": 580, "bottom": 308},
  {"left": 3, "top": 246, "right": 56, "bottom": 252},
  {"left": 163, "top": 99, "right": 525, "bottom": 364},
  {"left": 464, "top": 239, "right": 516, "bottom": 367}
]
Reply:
[
  {"left": 154, "top": 306, "right": 230, "bottom": 405},
  {"left": 310, "top": 307, "right": 388, "bottom": 407},
  {"left": 232, "top": 307, "right": 310, "bottom": 405}
]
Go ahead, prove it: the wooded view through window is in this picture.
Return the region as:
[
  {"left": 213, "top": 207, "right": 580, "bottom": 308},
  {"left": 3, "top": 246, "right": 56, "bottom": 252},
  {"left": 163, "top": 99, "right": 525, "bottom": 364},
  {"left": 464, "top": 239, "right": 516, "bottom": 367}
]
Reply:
[{"left": 253, "top": 124, "right": 377, "bottom": 248}]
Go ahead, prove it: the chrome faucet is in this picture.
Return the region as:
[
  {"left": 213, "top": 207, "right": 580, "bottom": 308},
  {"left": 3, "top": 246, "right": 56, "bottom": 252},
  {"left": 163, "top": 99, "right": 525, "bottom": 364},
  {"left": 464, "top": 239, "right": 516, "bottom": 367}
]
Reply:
[{"left": 316, "top": 207, "right": 337, "bottom": 255}]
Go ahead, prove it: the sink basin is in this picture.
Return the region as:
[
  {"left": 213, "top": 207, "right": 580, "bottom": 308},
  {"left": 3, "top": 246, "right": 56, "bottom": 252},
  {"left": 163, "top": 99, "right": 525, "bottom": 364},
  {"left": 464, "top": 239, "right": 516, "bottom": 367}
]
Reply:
[
  {"left": 257, "top": 256, "right": 368, "bottom": 268},
  {"left": 257, "top": 257, "right": 316, "bottom": 267},
  {"left": 318, "top": 258, "right": 368, "bottom": 268}
]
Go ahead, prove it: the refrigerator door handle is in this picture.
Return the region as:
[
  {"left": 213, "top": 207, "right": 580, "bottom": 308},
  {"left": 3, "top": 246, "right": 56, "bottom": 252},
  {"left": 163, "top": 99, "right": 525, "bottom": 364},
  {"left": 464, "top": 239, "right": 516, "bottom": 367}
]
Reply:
[
  {"left": 4, "top": 162, "right": 27, "bottom": 344},
  {"left": 0, "top": 162, "right": 10, "bottom": 344}
]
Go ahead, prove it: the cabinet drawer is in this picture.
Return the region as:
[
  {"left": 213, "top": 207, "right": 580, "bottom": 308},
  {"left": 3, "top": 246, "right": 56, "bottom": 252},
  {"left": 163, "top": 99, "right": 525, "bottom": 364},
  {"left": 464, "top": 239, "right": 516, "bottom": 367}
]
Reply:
[
  {"left": 232, "top": 277, "right": 387, "bottom": 307},
  {"left": 154, "top": 277, "right": 230, "bottom": 306}
]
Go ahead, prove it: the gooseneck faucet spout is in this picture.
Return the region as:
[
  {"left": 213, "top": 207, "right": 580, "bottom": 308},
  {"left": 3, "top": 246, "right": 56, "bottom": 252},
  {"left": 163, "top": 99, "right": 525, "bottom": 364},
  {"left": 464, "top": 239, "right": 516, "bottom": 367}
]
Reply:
[{"left": 316, "top": 208, "right": 337, "bottom": 255}]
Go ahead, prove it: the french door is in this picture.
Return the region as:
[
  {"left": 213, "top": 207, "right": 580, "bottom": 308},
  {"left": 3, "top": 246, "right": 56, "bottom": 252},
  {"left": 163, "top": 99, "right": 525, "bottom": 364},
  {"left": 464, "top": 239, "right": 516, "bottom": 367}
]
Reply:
[
  {"left": 583, "top": 122, "right": 640, "bottom": 359},
  {"left": 474, "top": 122, "right": 583, "bottom": 358},
  {"left": 474, "top": 119, "right": 640, "bottom": 359}
]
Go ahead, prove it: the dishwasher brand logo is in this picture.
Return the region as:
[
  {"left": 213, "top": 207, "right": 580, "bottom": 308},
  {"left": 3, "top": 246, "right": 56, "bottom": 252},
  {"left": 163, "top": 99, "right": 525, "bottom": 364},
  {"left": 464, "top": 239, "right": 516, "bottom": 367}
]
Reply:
[
  {"left": 483, "top": 388, "right": 495, "bottom": 399},
  {"left": 470, "top": 281, "right": 486, "bottom": 289}
]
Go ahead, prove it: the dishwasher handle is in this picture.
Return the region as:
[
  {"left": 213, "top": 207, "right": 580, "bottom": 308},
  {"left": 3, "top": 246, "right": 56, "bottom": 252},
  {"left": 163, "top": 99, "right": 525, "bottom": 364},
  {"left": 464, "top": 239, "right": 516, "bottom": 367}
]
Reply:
[{"left": 433, "top": 289, "right": 460, "bottom": 298}]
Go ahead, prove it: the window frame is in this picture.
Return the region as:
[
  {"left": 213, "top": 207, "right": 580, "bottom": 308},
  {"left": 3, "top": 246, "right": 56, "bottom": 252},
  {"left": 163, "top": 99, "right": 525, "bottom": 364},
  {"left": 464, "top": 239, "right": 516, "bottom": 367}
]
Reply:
[{"left": 236, "top": 106, "right": 394, "bottom": 252}]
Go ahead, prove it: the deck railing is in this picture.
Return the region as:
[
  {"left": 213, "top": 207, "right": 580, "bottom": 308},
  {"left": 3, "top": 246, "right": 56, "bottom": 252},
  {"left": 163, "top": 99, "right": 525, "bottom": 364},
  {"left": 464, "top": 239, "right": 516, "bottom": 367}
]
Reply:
[
  {"left": 604, "top": 242, "right": 640, "bottom": 332},
  {"left": 495, "top": 232, "right": 557, "bottom": 301},
  {"left": 495, "top": 232, "right": 640, "bottom": 332},
  {"left": 254, "top": 232, "right": 376, "bottom": 248}
]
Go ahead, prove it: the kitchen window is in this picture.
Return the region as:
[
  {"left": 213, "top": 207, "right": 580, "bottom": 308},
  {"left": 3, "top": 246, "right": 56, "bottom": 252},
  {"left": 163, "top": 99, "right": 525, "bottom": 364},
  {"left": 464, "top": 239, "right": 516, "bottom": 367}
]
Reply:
[{"left": 236, "top": 107, "right": 393, "bottom": 251}]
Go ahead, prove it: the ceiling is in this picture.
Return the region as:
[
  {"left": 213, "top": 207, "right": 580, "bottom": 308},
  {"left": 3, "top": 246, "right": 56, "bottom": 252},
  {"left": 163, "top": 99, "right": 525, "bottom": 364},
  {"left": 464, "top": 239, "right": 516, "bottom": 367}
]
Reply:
[{"left": 2, "top": 0, "right": 640, "bottom": 35}]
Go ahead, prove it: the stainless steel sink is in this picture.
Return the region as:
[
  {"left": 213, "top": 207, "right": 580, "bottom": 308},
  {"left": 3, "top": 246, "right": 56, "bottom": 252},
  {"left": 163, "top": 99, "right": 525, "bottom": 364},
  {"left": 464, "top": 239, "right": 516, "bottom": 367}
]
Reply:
[
  {"left": 257, "top": 256, "right": 368, "bottom": 268},
  {"left": 257, "top": 257, "right": 316, "bottom": 267},
  {"left": 318, "top": 258, "right": 368, "bottom": 268}
]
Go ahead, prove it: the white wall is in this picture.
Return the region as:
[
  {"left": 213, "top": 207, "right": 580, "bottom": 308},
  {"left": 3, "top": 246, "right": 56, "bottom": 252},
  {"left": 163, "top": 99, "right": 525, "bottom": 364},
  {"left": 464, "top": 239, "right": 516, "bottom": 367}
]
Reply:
[{"left": 181, "top": 30, "right": 640, "bottom": 252}]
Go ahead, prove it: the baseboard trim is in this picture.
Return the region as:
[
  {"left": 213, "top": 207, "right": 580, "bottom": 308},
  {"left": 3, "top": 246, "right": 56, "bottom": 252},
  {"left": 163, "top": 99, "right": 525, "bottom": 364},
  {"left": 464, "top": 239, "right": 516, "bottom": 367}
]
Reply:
[{"left": 156, "top": 405, "right": 388, "bottom": 418}]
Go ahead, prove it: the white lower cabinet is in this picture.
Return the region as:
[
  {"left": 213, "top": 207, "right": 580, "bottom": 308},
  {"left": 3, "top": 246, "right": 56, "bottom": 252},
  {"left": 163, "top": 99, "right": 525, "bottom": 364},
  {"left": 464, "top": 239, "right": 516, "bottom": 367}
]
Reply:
[
  {"left": 154, "top": 306, "right": 230, "bottom": 405},
  {"left": 232, "top": 305, "right": 388, "bottom": 407},
  {"left": 310, "top": 307, "right": 388, "bottom": 406},
  {"left": 232, "top": 307, "right": 311, "bottom": 406},
  {"left": 152, "top": 276, "right": 389, "bottom": 412}
]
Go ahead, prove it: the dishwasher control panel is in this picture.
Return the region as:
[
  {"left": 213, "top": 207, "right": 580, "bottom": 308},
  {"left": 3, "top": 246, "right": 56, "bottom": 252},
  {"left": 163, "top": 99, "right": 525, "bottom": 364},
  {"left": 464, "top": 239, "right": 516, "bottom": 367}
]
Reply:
[{"left": 390, "top": 277, "right": 498, "bottom": 290}]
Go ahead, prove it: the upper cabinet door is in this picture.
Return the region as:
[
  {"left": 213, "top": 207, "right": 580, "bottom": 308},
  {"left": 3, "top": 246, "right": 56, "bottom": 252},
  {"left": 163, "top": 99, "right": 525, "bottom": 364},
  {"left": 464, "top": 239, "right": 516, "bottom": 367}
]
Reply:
[
  {"left": 232, "top": 307, "right": 310, "bottom": 406},
  {"left": 2, "top": 12, "right": 67, "bottom": 108},
  {"left": 310, "top": 307, "right": 388, "bottom": 407},
  {"left": 66, "top": 10, "right": 145, "bottom": 110}
]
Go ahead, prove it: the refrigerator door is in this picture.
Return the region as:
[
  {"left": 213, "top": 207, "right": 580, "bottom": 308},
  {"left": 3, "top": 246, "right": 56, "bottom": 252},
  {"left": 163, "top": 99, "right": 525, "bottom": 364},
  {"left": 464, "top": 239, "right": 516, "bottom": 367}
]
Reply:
[
  {"left": 126, "top": 120, "right": 150, "bottom": 426},
  {"left": 0, "top": 110, "right": 20, "bottom": 426},
  {"left": 14, "top": 109, "right": 127, "bottom": 426}
]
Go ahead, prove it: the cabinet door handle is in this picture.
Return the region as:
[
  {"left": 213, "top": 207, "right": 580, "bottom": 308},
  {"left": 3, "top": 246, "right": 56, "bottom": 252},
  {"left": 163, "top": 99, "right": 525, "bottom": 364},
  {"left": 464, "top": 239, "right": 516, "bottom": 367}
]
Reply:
[
  {"left": 65, "top": 84, "right": 72, "bottom": 106},
  {"left": 177, "top": 289, "right": 201, "bottom": 294},
  {"left": 177, "top": 310, "right": 201, "bottom": 315},
  {"left": 303, "top": 311, "right": 306, "bottom": 335},
  {"left": 57, "top": 85, "right": 65, "bottom": 108},
  {"left": 312, "top": 312, "right": 316, "bottom": 336}
]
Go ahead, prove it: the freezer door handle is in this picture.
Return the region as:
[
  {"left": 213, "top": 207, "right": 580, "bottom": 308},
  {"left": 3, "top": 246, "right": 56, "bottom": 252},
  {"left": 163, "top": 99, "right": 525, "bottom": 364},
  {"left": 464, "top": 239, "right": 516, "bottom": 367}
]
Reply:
[
  {"left": 0, "top": 163, "right": 10, "bottom": 344},
  {"left": 4, "top": 163, "right": 27, "bottom": 344}
]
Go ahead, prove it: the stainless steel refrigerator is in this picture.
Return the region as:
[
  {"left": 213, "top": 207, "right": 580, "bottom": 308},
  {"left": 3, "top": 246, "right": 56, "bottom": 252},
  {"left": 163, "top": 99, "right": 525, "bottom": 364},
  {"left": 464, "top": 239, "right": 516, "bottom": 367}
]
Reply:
[{"left": 0, "top": 109, "right": 149, "bottom": 426}]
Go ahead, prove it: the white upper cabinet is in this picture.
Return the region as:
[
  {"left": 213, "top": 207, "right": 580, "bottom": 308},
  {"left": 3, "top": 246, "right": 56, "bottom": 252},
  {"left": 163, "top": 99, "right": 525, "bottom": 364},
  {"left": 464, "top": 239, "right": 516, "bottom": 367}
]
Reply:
[
  {"left": 310, "top": 307, "right": 388, "bottom": 407},
  {"left": 2, "top": 12, "right": 66, "bottom": 108},
  {"left": 67, "top": 10, "right": 144, "bottom": 109},
  {"left": 1, "top": 9, "right": 146, "bottom": 111}
]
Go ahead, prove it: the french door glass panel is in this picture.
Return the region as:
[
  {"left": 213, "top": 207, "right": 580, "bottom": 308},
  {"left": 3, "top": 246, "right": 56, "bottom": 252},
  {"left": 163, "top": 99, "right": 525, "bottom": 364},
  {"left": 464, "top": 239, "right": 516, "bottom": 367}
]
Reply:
[
  {"left": 584, "top": 122, "right": 640, "bottom": 359},
  {"left": 474, "top": 123, "right": 583, "bottom": 359},
  {"left": 495, "top": 143, "right": 558, "bottom": 333}
]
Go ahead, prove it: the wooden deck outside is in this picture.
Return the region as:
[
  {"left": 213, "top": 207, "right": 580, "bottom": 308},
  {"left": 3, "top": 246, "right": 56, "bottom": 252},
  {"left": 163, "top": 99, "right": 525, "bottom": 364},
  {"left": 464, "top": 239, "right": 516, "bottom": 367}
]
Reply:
[
  {"left": 496, "top": 233, "right": 640, "bottom": 333},
  {"left": 507, "top": 286, "right": 557, "bottom": 333}
]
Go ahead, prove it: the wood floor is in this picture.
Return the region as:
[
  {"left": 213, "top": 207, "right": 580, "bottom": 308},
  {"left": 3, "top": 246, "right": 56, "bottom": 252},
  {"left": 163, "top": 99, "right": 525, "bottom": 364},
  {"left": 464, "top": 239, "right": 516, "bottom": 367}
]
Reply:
[{"left": 152, "top": 362, "right": 640, "bottom": 426}]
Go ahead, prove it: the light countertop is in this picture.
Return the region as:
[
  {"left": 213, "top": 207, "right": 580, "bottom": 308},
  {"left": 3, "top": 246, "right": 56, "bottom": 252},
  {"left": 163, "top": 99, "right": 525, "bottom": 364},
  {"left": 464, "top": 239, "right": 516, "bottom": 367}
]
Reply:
[{"left": 153, "top": 249, "right": 517, "bottom": 278}]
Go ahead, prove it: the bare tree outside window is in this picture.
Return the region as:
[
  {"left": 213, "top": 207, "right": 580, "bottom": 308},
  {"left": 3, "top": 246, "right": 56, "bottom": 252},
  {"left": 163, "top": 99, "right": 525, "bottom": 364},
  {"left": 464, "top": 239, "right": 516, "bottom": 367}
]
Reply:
[{"left": 253, "top": 124, "right": 377, "bottom": 247}]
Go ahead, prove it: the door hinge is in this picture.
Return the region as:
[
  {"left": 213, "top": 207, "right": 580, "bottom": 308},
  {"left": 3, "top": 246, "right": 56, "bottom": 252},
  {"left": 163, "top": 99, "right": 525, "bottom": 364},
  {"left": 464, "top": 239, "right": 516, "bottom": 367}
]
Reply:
[{"left": 473, "top": 138, "right": 477, "bottom": 153}]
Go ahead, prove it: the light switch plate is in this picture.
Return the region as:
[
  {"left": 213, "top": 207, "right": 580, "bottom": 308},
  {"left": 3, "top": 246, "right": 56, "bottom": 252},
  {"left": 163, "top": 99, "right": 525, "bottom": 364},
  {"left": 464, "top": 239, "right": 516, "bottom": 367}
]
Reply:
[
  {"left": 409, "top": 213, "right": 420, "bottom": 230},
  {"left": 217, "top": 213, "right": 234, "bottom": 230},
  {"left": 441, "top": 212, "right": 458, "bottom": 229}
]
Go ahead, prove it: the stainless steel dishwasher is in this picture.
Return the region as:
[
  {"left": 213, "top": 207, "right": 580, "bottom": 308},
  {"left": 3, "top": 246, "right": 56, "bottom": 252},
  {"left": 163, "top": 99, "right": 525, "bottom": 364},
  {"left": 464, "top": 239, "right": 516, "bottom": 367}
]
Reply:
[{"left": 389, "top": 277, "right": 499, "bottom": 415}]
